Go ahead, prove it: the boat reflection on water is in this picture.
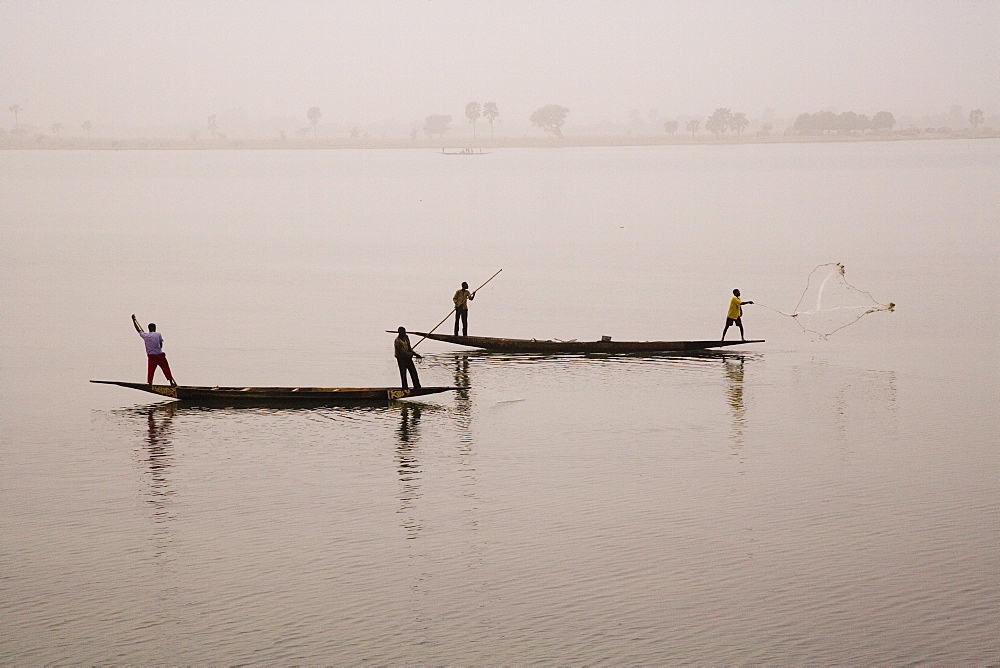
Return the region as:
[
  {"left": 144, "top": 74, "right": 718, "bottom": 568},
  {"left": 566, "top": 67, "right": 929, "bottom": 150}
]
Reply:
[
  {"left": 119, "top": 399, "right": 449, "bottom": 545},
  {"left": 107, "top": 403, "right": 182, "bottom": 561},
  {"left": 395, "top": 404, "right": 423, "bottom": 540},
  {"left": 137, "top": 403, "right": 178, "bottom": 523},
  {"left": 428, "top": 348, "right": 762, "bottom": 449},
  {"left": 452, "top": 355, "right": 473, "bottom": 447},
  {"left": 453, "top": 355, "right": 471, "bottom": 400},
  {"left": 724, "top": 355, "right": 748, "bottom": 454},
  {"left": 431, "top": 348, "right": 762, "bottom": 366}
]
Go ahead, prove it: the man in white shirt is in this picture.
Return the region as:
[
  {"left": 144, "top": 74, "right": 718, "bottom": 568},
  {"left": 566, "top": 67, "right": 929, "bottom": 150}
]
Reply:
[{"left": 132, "top": 314, "right": 177, "bottom": 387}]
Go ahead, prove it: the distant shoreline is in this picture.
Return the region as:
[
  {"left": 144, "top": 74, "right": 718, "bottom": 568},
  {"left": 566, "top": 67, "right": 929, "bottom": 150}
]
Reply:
[{"left": 1, "top": 130, "right": 995, "bottom": 151}]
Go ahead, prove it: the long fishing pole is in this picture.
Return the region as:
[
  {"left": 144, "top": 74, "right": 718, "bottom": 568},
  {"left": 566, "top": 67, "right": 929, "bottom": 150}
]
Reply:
[{"left": 413, "top": 269, "right": 503, "bottom": 348}]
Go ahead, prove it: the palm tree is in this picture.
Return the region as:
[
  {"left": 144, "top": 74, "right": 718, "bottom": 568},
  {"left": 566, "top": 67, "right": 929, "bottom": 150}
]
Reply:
[
  {"left": 483, "top": 102, "right": 499, "bottom": 139},
  {"left": 307, "top": 107, "right": 321, "bottom": 138},
  {"left": 9, "top": 104, "right": 21, "bottom": 125},
  {"left": 686, "top": 119, "right": 700, "bottom": 136},
  {"left": 465, "top": 102, "right": 481, "bottom": 140}
]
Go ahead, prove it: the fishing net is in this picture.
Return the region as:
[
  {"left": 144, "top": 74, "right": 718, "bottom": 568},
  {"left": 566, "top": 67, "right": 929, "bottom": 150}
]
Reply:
[{"left": 758, "top": 263, "right": 895, "bottom": 339}]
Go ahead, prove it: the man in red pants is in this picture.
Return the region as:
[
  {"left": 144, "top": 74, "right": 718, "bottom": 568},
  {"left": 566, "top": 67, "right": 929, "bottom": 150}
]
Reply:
[{"left": 133, "top": 314, "right": 177, "bottom": 387}]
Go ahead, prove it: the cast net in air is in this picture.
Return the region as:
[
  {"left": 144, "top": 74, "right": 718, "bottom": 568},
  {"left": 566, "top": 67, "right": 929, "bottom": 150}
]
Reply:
[{"left": 757, "top": 263, "right": 895, "bottom": 339}]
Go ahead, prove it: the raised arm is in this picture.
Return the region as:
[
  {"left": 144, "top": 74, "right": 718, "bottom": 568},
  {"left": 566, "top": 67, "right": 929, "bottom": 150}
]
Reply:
[{"left": 131, "top": 314, "right": 145, "bottom": 333}]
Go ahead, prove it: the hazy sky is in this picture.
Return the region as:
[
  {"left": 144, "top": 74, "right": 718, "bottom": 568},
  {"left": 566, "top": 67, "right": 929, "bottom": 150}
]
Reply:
[{"left": 2, "top": 0, "right": 997, "bottom": 129}]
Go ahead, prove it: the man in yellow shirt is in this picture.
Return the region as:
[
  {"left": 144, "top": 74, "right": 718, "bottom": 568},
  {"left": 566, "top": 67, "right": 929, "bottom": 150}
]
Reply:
[
  {"left": 453, "top": 281, "right": 476, "bottom": 336},
  {"left": 722, "top": 289, "right": 753, "bottom": 341}
]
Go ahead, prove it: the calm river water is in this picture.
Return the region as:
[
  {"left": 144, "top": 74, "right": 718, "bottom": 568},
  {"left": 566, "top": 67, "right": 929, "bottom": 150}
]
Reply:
[{"left": 1, "top": 141, "right": 997, "bottom": 664}]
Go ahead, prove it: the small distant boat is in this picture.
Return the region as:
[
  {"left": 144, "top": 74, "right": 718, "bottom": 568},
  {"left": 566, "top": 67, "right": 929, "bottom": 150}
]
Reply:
[
  {"left": 441, "top": 147, "right": 487, "bottom": 155},
  {"left": 404, "top": 332, "right": 764, "bottom": 354},
  {"left": 91, "top": 380, "right": 461, "bottom": 405}
]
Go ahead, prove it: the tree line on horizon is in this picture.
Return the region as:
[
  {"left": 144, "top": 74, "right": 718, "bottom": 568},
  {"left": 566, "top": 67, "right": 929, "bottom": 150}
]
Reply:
[
  {"left": 312, "top": 103, "right": 989, "bottom": 140},
  {"left": 424, "top": 102, "right": 569, "bottom": 140},
  {"left": 3, "top": 101, "right": 992, "bottom": 143},
  {"left": 792, "top": 110, "right": 897, "bottom": 135}
]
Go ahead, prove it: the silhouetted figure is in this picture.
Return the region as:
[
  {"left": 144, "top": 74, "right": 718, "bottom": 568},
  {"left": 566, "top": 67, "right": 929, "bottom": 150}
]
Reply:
[
  {"left": 453, "top": 281, "right": 476, "bottom": 336},
  {"left": 722, "top": 289, "right": 754, "bottom": 341},
  {"left": 394, "top": 327, "right": 422, "bottom": 389},
  {"left": 133, "top": 314, "right": 177, "bottom": 386}
]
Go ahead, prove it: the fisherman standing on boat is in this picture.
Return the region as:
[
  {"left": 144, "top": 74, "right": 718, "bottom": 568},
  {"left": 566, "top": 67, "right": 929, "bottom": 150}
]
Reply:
[
  {"left": 132, "top": 314, "right": 177, "bottom": 387},
  {"left": 394, "top": 327, "right": 422, "bottom": 389},
  {"left": 453, "top": 281, "right": 476, "bottom": 336},
  {"left": 722, "top": 289, "right": 753, "bottom": 341}
]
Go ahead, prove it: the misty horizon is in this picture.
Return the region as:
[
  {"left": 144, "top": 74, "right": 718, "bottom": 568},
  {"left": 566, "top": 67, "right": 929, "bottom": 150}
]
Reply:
[{"left": 2, "top": 0, "right": 997, "bottom": 137}]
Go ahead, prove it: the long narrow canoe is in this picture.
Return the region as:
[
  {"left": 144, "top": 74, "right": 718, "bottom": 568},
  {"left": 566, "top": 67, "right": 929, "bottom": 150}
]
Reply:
[
  {"left": 404, "top": 332, "right": 764, "bottom": 353},
  {"left": 91, "top": 380, "right": 461, "bottom": 405}
]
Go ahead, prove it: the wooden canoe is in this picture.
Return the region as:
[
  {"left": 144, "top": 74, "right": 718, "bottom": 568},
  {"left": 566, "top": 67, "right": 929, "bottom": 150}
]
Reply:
[
  {"left": 91, "top": 380, "right": 461, "bottom": 405},
  {"left": 404, "top": 332, "right": 764, "bottom": 353}
]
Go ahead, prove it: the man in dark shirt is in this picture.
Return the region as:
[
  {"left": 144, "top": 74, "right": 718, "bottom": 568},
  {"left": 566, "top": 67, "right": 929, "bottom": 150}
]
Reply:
[{"left": 393, "top": 327, "right": 422, "bottom": 389}]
